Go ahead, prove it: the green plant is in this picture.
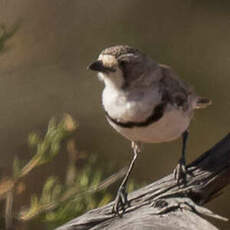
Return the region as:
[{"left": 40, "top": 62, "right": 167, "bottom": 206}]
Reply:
[
  {"left": 0, "top": 115, "right": 77, "bottom": 229},
  {"left": 0, "top": 115, "right": 139, "bottom": 230}
]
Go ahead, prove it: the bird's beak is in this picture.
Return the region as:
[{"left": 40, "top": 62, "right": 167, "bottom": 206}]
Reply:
[
  {"left": 88, "top": 60, "right": 105, "bottom": 72},
  {"left": 87, "top": 60, "right": 116, "bottom": 73}
]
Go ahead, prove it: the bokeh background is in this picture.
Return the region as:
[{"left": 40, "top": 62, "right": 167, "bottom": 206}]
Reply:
[{"left": 0, "top": 0, "right": 229, "bottom": 229}]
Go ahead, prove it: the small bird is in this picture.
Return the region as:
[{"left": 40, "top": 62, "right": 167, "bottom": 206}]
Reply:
[{"left": 88, "top": 45, "right": 211, "bottom": 215}]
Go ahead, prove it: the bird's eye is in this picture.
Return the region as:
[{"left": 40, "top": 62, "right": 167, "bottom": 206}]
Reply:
[{"left": 119, "top": 60, "right": 127, "bottom": 68}]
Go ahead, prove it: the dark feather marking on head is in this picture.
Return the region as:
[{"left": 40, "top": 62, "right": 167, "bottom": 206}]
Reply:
[{"left": 119, "top": 59, "right": 130, "bottom": 89}]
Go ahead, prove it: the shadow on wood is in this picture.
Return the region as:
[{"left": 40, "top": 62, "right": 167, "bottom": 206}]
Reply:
[{"left": 56, "top": 133, "right": 230, "bottom": 230}]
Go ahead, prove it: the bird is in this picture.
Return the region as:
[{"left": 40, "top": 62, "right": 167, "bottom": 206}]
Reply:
[{"left": 88, "top": 45, "right": 211, "bottom": 215}]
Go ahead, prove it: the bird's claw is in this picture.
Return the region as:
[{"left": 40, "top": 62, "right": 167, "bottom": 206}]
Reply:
[
  {"left": 173, "top": 158, "right": 187, "bottom": 185},
  {"left": 112, "top": 186, "right": 129, "bottom": 216}
]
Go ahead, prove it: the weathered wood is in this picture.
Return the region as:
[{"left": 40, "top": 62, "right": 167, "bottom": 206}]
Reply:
[{"left": 56, "top": 133, "right": 230, "bottom": 230}]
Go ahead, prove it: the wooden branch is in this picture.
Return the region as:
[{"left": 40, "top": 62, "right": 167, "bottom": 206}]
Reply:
[{"left": 56, "top": 133, "right": 230, "bottom": 230}]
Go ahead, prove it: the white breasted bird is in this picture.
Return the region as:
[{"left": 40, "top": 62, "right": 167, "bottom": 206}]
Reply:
[{"left": 88, "top": 45, "right": 211, "bottom": 215}]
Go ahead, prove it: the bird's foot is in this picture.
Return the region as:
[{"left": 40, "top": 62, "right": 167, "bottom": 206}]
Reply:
[
  {"left": 112, "top": 186, "right": 129, "bottom": 216},
  {"left": 173, "top": 158, "right": 187, "bottom": 185}
]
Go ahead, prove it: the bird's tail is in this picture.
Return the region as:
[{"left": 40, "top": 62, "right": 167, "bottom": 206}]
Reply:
[{"left": 193, "top": 97, "right": 212, "bottom": 109}]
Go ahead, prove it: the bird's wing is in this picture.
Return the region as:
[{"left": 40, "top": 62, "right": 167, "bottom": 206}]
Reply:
[
  {"left": 159, "top": 64, "right": 192, "bottom": 110},
  {"left": 159, "top": 64, "right": 211, "bottom": 110}
]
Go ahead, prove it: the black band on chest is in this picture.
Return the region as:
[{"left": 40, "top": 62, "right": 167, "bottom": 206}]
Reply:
[{"left": 105, "top": 102, "right": 166, "bottom": 128}]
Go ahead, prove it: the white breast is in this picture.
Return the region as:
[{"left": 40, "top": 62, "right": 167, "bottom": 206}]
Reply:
[{"left": 102, "top": 84, "right": 161, "bottom": 123}]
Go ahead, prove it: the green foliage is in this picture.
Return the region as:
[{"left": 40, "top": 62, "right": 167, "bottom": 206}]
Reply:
[
  {"left": 0, "top": 115, "right": 77, "bottom": 229},
  {"left": 15, "top": 115, "right": 76, "bottom": 179},
  {"left": 0, "top": 114, "right": 141, "bottom": 230},
  {"left": 19, "top": 155, "right": 114, "bottom": 229},
  {"left": 32, "top": 160, "right": 113, "bottom": 229}
]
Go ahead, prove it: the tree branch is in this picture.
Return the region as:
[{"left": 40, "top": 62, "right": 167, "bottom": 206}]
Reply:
[{"left": 56, "top": 133, "right": 230, "bottom": 230}]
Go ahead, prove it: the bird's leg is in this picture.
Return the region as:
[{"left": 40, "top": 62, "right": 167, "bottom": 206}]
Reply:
[
  {"left": 112, "top": 141, "right": 141, "bottom": 216},
  {"left": 173, "top": 130, "right": 189, "bottom": 185}
]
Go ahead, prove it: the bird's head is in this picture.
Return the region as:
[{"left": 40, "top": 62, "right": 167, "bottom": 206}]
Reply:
[{"left": 88, "top": 45, "right": 148, "bottom": 89}]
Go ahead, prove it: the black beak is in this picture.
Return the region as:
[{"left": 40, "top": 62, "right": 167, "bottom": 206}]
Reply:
[
  {"left": 87, "top": 60, "right": 116, "bottom": 73},
  {"left": 88, "top": 60, "right": 105, "bottom": 72}
]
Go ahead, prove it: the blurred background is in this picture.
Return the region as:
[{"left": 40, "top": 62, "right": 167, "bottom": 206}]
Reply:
[{"left": 0, "top": 0, "right": 229, "bottom": 229}]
